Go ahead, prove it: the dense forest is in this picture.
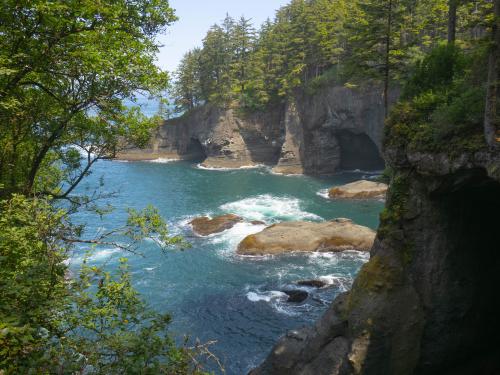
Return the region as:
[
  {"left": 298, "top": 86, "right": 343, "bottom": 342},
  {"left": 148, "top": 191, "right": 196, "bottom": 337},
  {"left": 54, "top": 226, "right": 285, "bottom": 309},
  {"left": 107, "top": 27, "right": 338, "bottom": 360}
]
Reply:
[
  {"left": 0, "top": 0, "right": 499, "bottom": 373},
  {"left": 172, "top": 0, "right": 495, "bottom": 122}
]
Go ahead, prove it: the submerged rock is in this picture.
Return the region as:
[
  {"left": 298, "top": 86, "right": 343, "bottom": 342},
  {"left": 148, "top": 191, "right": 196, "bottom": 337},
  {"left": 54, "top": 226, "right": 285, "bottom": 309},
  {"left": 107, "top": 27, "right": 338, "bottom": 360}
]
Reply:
[
  {"left": 190, "top": 214, "right": 243, "bottom": 236},
  {"left": 297, "top": 280, "right": 328, "bottom": 288},
  {"left": 283, "top": 290, "right": 309, "bottom": 303},
  {"left": 237, "top": 219, "right": 375, "bottom": 256},
  {"left": 328, "top": 180, "right": 388, "bottom": 199},
  {"left": 253, "top": 145, "right": 500, "bottom": 374},
  {"left": 250, "top": 220, "right": 266, "bottom": 226}
]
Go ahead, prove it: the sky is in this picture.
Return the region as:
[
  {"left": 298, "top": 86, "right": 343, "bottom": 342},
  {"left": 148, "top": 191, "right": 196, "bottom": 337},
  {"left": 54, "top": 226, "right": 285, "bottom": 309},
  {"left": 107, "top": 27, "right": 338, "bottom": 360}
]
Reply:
[{"left": 155, "top": 0, "right": 289, "bottom": 73}]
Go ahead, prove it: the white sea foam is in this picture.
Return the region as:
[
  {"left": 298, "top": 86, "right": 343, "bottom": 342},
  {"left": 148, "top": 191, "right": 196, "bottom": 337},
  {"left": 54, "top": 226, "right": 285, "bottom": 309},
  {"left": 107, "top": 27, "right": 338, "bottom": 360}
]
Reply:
[
  {"left": 195, "top": 163, "right": 264, "bottom": 171},
  {"left": 70, "top": 247, "right": 121, "bottom": 264},
  {"left": 147, "top": 158, "right": 178, "bottom": 164},
  {"left": 317, "top": 275, "right": 352, "bottom": 292},
  {"left": 316, "top": 189, "right": 330, "bottom": 199},
  {"left": 246, "top": 289, "right": 305, "bottom": 316},
  {"left": 306, "top": 251, "right": 369, "bottom": 272},
  {"left": 246, "top": 290, "right": 288, "bottom": 303},
  {"left": 209, "top": 222, "right": 267, "bottom": 250},
  {"left": 220, "top": 194, "right": 322, "bottom": 223},
  {"left": 269, "top": 170, "right": 303, "bottom": 177},
  {"left": 340, "top": 250, "right": 371, "bottom": 262},
  {"left": 91, "top": 248, "right": 120, "bottom": 260},
  {"left": 177, "top": 215, "right": 202, "bottom": 228}
]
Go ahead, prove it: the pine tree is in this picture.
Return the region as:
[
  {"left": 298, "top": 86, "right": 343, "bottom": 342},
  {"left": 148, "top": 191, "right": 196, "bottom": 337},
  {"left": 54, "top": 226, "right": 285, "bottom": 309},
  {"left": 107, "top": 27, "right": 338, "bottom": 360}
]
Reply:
[
  {"left": 172, "top": 48, "right": 202, "bottom": 112},
  {"left": 484, "top": 0, "right": 500, "bottom": 147},
  {"left": 231, "top": 17, "right": 256, "bottom": 96}
]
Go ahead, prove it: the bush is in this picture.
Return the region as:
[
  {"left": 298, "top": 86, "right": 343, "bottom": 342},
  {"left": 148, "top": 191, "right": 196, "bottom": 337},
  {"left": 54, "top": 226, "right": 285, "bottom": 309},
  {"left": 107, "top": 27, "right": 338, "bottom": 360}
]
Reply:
[
  {"left": 0, "top": 196, "right": 208, "bottom": 374},
  {"left": 403, "top": 43, "right": 465, "bottom": 99},
  {"left": 385, "top": 44, "right": 487, "bottom": 154}
]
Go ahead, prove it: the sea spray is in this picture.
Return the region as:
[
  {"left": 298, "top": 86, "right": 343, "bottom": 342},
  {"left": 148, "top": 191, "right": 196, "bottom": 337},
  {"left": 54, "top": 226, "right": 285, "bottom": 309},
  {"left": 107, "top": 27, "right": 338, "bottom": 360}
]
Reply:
[{"left": 220, "top": 194, "right": 322, "bottom": 223}]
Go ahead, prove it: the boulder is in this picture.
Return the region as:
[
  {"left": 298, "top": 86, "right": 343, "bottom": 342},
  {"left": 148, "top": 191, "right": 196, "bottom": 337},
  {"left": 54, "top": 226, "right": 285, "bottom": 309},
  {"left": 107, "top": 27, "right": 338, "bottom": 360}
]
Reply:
[
  {"left": 328, "top": 180, "right": 388, "bottom": 199},
  {"left": 297, "top": 280, "right": 328, "bottom": 288},
  {"left": 190, "top": 214, "right": 243, "bottom": 236},
  {"left": 251, "top": 220, "right": 266, "bottom": 225},
  {"left": 237, "top": 219, "right": 375, "bottom": 256},
  {"left": 283, "top": 290, "right": 309, "bottom": 303}
]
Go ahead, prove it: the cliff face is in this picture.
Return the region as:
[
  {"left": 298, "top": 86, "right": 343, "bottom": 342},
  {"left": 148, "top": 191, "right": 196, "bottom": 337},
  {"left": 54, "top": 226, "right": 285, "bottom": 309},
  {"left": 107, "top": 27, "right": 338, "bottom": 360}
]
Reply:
[
  {"left": 118, "top": 85, "right": 394, "bottom": 174},
  {"left": 251, "top": 144, "right": 500, "bottom": 374}
]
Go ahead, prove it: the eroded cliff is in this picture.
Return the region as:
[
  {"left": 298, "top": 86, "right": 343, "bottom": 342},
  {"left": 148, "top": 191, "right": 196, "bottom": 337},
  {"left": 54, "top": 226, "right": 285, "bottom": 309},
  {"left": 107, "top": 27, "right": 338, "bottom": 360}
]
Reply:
[
  {"left": 251, "top": 141, "right": 500, "bottom": 374},
  {"left": 118, "top": 85, "right": 395, "bottom": 174}
]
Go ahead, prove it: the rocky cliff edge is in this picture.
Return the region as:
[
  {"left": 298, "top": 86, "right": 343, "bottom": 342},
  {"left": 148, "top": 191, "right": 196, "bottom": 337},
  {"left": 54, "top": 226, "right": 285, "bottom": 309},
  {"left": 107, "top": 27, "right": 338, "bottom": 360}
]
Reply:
[{"left": 118, "top": 85, "right": 396, "bottom": 175}]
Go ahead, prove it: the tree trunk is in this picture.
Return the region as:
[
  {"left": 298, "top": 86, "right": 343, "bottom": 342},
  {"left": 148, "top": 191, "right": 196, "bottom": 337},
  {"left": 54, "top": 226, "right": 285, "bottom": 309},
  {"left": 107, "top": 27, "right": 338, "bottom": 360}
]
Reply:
[
  {"left": 448, "top": 0, "right": 458, "bottom": 44},
  {"left": 384, "top": 0, "right": 393, "bottom": 118},
  {"left": 484, "top": 0, "right": 500, "bottom": 148}
]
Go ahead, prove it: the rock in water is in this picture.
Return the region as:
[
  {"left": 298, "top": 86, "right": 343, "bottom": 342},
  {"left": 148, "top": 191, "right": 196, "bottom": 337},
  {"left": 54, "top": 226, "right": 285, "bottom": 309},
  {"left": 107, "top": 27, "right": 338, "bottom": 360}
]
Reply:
[
  {"left": 190, "top": 214, "right": 243, "bottom": 236},
  {"left": 250, "top": 220, "right": 266, "bottom": 226},
  {"left": 283, "top": 290, "right": 309, "bottom": 303},
  {"left": 328, "top": 180, "right": 388, "bottom": 199},
  {"left": 297, "top": 280, "right": 328, "bottom": 288},
  {"left": 237, "top": 219, "right": 375, "bottom": 256}
]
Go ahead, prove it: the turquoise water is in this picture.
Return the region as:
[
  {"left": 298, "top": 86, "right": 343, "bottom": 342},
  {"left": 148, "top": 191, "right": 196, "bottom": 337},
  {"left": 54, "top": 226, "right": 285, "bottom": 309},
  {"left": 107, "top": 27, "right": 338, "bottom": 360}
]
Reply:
[{"left": 71, "top": 160, "right": 383, "bottom": 374}]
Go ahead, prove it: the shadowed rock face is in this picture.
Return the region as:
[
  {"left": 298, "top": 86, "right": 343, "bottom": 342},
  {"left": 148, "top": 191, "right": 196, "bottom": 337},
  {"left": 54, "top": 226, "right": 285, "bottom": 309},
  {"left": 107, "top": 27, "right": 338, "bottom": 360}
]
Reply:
[
  {"left": 251, "top": 147, "right": 500, "bottom": 375},
  {"left": 337, "top": 130, "right": 385, "bottom": 171},
  {"left": 117, "top": 85, "right": 396, "bottom": 175}
]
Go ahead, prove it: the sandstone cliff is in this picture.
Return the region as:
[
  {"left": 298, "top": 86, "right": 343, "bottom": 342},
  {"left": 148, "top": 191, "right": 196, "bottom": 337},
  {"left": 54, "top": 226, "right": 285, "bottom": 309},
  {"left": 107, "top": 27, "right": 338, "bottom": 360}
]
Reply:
[
  {"left": 118, "top": 85, "right": 397, "bottom": 174},
  {"left": 251, "top": 142, "right": 500, "bottom": 374}
]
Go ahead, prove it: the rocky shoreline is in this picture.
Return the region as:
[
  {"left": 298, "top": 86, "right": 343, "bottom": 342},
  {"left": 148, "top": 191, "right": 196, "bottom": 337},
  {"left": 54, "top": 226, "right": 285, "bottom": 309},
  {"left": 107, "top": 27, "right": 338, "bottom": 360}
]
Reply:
[
  {"left": 118, "top": 85, "right": 397, "bottom": 175},
  {"left": 251, "top": 145, "right": 500, "bottom": 374}
]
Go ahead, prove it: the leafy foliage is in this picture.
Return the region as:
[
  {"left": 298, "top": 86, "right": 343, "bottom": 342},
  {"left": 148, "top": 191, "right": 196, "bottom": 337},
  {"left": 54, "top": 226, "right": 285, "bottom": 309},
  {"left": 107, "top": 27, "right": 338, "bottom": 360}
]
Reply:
[
  {"left": 0, "top": 0, "right": 177, "bottom": 197},
  {"left": 0, "top": 195, "right": 207, "bottom": 374},
  {"left": 385, "top": 43, "right": 488, "bottom": 154},
  {"left": 0, "top": 1, "right": 219, "bottom": 373},
  {"left": 170, "top": 0, "right": 490, "bottom": 114}
]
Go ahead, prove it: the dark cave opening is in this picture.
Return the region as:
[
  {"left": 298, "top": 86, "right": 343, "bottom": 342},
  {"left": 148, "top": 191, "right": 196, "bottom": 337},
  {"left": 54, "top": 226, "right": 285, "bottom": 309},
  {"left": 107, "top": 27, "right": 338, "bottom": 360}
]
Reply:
[
  {"left": 336, "top": 130, "right": 385, "bottom": 171},
  {"left": 185, "top": 138, "right": 207, "bottom": 162},
  {"left": 425, "top": 171, "right": 500, "bottom": 375}
]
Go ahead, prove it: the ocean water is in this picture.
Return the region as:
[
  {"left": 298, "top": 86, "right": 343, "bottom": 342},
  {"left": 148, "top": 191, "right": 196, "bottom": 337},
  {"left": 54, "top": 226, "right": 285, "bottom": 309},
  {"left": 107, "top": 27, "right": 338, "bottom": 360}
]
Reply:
[
  {"left": 71, "top": 160, "right": 383, "bottom": 374},
  {"left": 123, "top": 95, "right": 167, "bottom": 117}
]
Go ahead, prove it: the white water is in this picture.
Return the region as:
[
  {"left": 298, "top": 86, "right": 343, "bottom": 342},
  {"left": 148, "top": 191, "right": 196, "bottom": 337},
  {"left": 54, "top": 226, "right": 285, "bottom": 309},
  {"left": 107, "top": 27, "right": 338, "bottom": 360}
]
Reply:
[{"left": 220, "top": 194, "right": 322, "bottom": 223}]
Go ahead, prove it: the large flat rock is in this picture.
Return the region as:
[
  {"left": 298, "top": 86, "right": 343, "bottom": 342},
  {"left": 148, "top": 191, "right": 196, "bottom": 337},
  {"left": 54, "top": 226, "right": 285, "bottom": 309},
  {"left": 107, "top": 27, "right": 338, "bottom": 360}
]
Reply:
[
  {"left": 237, "top": 219, "right": 375, "bottom": 255},
  {"left": 328, "top": 180, "right": 388, "bottom": 199}
]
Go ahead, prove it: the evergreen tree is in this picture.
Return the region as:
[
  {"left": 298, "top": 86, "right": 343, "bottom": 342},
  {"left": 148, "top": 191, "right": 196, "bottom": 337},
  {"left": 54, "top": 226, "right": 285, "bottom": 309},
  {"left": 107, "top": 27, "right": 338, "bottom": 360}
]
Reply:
[
  {"left": 170, "top": 0, "right": 491, "bottom": 115},
  {"left": 173, "top": 49, "right": 202, "bottom": 112},
  {"left": 484, "top": 0, "right": 500, "bottom": 147},
  {"left": 231, "top": 17, "right": 256, "bottom": 96},
  {"left": 347, "top": 0, "right": 408, "bottom": 117}
]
